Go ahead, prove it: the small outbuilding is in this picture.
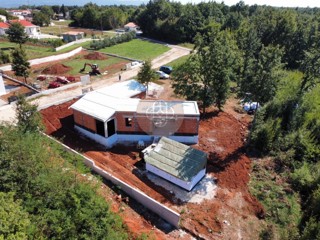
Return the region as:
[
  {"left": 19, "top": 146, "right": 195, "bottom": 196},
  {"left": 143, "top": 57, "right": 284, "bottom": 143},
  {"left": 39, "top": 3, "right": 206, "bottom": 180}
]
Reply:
[
  {"left": 142, "top": 137, "right": 207, "bottom": 191},
  {"left": 62, "top": 31, "right": 84, "bottom": 42}
]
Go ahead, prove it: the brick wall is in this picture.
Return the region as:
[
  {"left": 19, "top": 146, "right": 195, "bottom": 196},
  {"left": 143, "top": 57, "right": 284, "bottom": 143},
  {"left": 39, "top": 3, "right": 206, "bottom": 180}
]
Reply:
[{"left": 73, "top": 110, "right": 97, "bottom": 133}]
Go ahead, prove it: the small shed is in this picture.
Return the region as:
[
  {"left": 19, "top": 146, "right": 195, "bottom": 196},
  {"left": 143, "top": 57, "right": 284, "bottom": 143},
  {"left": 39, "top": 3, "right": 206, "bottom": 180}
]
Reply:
[
  {"left": 62, "top": 31, "right": 84, "bottom": 42},
  {"left": 142, "top": 137, "right": 207, "bottom": 191}
]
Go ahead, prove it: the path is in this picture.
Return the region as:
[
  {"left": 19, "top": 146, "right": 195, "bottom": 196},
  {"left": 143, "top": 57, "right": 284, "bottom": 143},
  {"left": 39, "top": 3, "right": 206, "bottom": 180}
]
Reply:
[{"left": 0, "top": 44, "right": 190, "bottom": 123}]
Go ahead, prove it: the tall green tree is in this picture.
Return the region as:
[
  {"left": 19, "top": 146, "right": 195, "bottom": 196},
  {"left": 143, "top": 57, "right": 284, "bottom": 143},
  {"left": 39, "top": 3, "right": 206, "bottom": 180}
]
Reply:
[
  {"left": 239, "top": 45, "right": 283, "bottom": 105},
  {"left": 15, "top": 95, "right": 42, "bottom": 133},
  {"left": 172, "top": 27, "right": 240, "bottom": 112},
  {"left": 11, "top": 47, "right": 30, "bottom": 84},
  {"left": 300, "top": 47, "right": 320, "bottom": 93},
  {"left": 6, "top": 23, "right": 28, "bottom": 48},
  {"left": 137, "top": 60, "right": 157, "bottom": 94}
]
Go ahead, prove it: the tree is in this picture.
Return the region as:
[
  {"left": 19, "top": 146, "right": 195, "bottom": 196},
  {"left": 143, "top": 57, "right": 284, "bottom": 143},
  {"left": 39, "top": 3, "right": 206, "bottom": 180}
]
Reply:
[
  {"left": 32, "top": 12, "right": 49, "bottom": 27},
  {"left": 172, "top": 27, "right": 240, "bottom": 113},
  {"left": 0, "top": 192, "right": 31, "bottom": 239},
  {"left": 0, "top": 50, "right": 10, "bottom": 64},
  {"left": 137, "top": 60, "right": 157, "bottom": 94},
  {"left": 15, "top": 94, "right": 42, "bottom": 133},
  {"left": 300, "top": 47, "right": 320, "bottom": 93},
  {"left": 239, "top": 45, "right": 284, "bottom": 106},
  {"left": 6, "top": 23, "right": 28, "bottom": 48},
  {"left": 11, "top": 47, "right": 30, "bottom": 84}
]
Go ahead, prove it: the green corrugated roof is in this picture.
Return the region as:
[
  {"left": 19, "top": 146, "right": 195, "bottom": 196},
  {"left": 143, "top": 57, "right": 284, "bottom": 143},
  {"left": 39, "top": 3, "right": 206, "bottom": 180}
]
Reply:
[{"left": 144, "top": 137, "right": 207, "bottom": 181}]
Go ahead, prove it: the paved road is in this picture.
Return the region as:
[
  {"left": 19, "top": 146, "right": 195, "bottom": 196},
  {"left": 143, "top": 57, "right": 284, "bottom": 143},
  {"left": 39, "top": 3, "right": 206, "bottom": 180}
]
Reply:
[{"left": 0, "top": 44, "right": 190, "bottom": 123}]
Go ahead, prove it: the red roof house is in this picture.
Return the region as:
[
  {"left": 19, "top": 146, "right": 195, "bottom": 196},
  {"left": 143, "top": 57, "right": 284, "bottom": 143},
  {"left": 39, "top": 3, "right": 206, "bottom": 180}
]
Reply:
[
  {"left": 9, "top": 20, "right": 40, "bottom": 36},
  {"left": 0, "top": 22, "right": 9, "bottom": 35}
]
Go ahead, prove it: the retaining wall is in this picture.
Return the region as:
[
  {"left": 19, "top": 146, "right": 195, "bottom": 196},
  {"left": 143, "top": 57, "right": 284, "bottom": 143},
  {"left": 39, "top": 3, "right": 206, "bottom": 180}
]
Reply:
[{"left": 44, "top": 133, "right": 180, "bottom": 228}]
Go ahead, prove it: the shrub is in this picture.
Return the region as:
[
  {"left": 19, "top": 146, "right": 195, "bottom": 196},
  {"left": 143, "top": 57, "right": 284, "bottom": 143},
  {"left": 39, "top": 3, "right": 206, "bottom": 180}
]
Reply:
[{"left": 0, "top": 50, "right": 10, "bottom": 64}]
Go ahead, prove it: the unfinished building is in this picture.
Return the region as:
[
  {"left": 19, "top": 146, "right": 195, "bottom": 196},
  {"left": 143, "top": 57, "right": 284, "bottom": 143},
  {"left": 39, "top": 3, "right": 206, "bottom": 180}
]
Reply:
[{"left": 70, "top": 80, "right": 200, "bottom": 148}]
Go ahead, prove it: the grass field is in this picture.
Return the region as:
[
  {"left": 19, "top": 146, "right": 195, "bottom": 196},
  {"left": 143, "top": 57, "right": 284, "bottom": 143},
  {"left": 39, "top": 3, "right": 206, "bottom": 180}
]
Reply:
[
  {"left": 99, "top": 39, "right": 170, "bottom": 60},
  {"left": 166, "top": 54, "right": 189, "bottom": 68},
  {"left": 61, "top": 54, "right": 129, "bottom": 75},
  {"left": 41, "top": 21, "right": 115, "bottom": 38},
  {"left": 0, "top": 40, "right": 90, "bottom": 61}
]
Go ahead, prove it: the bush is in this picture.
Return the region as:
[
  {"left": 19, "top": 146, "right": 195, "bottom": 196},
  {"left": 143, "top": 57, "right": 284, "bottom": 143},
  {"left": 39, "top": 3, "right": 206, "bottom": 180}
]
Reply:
[
  {"left": 0, "top": 50, "right": 10, "bottom": 64},
  {"left": 89, "top": 31, "right": 136, "bottom": 50}
]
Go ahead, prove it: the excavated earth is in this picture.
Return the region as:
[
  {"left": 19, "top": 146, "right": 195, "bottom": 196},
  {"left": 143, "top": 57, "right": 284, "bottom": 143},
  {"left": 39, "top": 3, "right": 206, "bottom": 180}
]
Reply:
[
  {"left": 85, "top": 51, "right": 108, "bottom": 60},
  {"left": 41, "top": 63, "right": 72, "bottom": 75},
  {"left": 40, "top": 92, "right": 265, "bottom": 239}
]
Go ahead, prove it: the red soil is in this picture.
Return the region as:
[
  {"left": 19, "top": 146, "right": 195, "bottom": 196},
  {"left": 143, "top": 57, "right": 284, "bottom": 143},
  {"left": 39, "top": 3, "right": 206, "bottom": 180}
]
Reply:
[
  {"left": 85, "top": 52, "right": 108, "bottom": 60},
  {"left": 41, "top": 63, "right": 72, "bottom": 75},
  {"left": 40, "top": 97, "right": 265, "bottom": 239}
]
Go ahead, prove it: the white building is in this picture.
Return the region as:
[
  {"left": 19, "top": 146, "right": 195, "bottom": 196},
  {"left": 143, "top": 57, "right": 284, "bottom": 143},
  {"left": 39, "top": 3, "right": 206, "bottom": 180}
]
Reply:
[
  {"left": 0, "top": 22, "right": 9, "bottom": 36},
  {"left": 142, "top": 137, "right": 207, "bottom": 191},
  {"left": 0, "top": 15, "right": 7, "bottom": 22},
  {"left": 9, "top": 20, "right": 40, "bottom": 36},
  {"left": 70, "top": 80, "right": 200, "bottom": 149}
]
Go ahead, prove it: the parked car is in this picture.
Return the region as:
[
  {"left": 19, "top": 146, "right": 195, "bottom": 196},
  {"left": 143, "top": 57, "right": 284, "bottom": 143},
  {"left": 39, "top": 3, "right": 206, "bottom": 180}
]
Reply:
[
  {"left": 37, "top": 75, "right": 46, "bottom": 81},
  {"left": 56, "top": 76, "right": 69, "bottom": 84},
  {"left": 48, "top": 81, "right": 61, "bottom": 89},
  {"left": 155, "top": 70, "right": 170, "bottom": 79},
  {"left": 66, "top": 76, "right": 76, "bottom": 82},
  {"left": 32, "top": 82, "right": 41, "bottom": 90},
  {"left": 159, "top": 65, "right": 173, "bottom": 74}
]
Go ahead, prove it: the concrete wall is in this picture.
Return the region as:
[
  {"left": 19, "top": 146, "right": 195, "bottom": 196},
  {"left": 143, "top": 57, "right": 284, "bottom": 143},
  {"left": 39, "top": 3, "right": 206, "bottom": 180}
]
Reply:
[
  {"left": 44, "top": 133, "right": 180, "bottom": 228},
  {"left": 0, "top": 74, "right": 5, "bottom": 96},
  {"left": 75, "top": 124, "right": 198, "bottom": 148}
]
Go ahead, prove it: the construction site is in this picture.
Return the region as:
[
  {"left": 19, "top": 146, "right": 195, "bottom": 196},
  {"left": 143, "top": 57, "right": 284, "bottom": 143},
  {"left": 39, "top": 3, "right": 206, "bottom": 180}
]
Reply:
[
  {"left": 39, "top": 80, "right": 265, "bottom": 239},
  {"left": 0, "top": 43, "right": 265, "bottom": 239}
]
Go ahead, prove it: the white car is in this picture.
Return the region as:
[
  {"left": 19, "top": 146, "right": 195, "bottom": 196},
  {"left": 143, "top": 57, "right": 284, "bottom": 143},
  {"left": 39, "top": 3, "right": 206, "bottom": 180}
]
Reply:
[
  {"left": 155, "top": 70, "right": 170, "bottom": 79},
  {"left": 243, "top": 101, "right": 260, "bottom": 113}
]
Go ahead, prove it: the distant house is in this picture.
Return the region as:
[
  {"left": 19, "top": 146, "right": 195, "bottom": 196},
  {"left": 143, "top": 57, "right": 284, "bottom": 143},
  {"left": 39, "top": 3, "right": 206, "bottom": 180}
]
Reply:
[
  {"left": 124, "top": 22, "right": 142, "bottom": 35},
  {"left": 9, "top": 20, "right": 40, "bottom": 36},
  {"left": 62, "top": 31, "right": 84, "bottom": 42},
  {"left": 7, "top": 10, "right": 32, "bottom": 20},
  {"left": 70, "top": 80, "right": 200, "bottom": 148},
  {"left": 142, "top": 137, "right": 207, "bottom": 191},
  {"left": 0, "top": 22, "right": 9, "bottom": 36},
  {"left": 0, "top": 15, "right": 7, "bottom": 22}
]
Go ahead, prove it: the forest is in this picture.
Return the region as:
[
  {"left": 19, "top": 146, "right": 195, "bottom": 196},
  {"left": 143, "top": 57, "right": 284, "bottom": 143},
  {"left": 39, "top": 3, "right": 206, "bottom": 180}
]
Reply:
[{"left": 1, "top": 0, "right": 320, "bottom": 239}]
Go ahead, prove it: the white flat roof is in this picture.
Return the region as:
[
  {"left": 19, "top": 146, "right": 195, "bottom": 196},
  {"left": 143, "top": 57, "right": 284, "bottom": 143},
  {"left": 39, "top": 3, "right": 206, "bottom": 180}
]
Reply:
[
  {"left": 71, "top": 92, "right": 140, "bottom": 121},
  {"left": 137, "top": 100, "right": 199, "bottom": 116},
  {"left": 96, "top": 79, "right": 146, "bottom": 98},
  {"left": 70, "top": 80, "right": 199, "bottom": 122}
]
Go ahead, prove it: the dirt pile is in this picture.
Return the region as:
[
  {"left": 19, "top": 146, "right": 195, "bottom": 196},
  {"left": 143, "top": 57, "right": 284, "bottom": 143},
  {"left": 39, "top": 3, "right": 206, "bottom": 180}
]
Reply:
[
  {"left": 85, "top": 52, "right": 107, "bottom": 60},
  {"left": 41, "top": 63, "right": 72, "bottom": 75}
]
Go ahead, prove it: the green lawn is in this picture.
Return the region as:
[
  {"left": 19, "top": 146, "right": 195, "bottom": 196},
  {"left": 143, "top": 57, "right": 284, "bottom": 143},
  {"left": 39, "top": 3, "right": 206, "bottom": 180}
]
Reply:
[
  {"left": 62, "top": 55, "right": 128, "bottom": 75},
  {"left": 178, "top": 43, "right": 195, "bottom": 49},
  {"left": 99, "top": 39, "right": 170, "bottom": 61},
  {"left": 0, "top": 40, "right": 90, "bottom": 61},
  {"left": 166, "top": 54, "right": 189, "bottom": 68}
]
